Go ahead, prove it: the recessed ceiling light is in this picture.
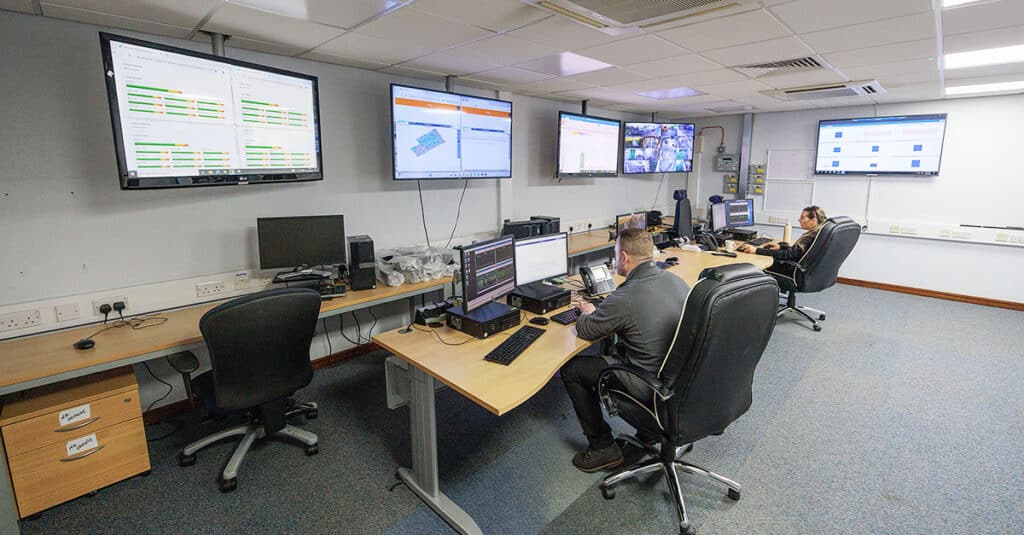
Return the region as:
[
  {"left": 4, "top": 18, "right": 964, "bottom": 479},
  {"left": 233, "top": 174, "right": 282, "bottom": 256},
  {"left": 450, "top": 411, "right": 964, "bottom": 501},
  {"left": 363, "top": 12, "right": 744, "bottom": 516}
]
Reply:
[
  {"left": 635, "top": 87, "right": 705, "bottom": 100},
  {"left": 945, "top": 44, "right": 1024, "bottom": 70},
  {"left": 515, "top": 52, "right": 613, "bottom": 77},
  {"left": 942, "top": 0, "right": 994, "bottom": 7},
  {"left": 945, "top": 80, "right": 1024, "bottom": 95}
]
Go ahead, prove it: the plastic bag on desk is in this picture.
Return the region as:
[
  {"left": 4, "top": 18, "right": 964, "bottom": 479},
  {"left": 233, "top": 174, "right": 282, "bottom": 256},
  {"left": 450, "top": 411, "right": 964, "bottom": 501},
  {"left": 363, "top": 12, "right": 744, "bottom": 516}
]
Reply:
[
  {"left": 376, "top": 263, "right": 406, "bottom": 287},
  {"left": 375, "top": 246, "right": 457, "bottom": 287}
]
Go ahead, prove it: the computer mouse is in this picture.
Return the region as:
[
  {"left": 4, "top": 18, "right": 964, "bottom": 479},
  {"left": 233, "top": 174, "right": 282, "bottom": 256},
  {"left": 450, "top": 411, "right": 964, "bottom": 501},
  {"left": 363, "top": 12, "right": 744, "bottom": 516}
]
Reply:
[
  {"left": 529, "top": 317, "right": 550, "bottom": 326},
  {"left": 73, "top": 338, "right": 95, "bottom": 350}
]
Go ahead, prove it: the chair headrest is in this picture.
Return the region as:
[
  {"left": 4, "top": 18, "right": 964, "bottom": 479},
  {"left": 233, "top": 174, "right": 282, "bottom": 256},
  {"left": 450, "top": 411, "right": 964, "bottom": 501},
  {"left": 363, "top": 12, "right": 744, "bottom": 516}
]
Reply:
[{"left": 697, "top": 263, "right": 766, "bottom": 283}]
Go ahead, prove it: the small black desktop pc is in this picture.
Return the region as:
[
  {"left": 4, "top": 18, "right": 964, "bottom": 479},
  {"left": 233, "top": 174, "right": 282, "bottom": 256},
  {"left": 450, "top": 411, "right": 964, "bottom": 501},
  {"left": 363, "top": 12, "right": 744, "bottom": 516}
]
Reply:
[
  {"left": 447, "top": 235, "right": 521, "bottom": 338},
  {"left": 507, "top": 233, "right": 571, "bottom": 314},
  {"left": 530, "top": 216, "right": 560, "bottom": 235}
]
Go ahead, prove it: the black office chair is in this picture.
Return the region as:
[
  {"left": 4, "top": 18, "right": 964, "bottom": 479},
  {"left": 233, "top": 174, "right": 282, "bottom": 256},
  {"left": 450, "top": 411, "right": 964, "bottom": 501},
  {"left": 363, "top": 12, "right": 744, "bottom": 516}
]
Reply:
[
  {"left": 177, "top": 287, "right": 321, "bottom": 492},
  {"left": 597, "top": 264, "right": 779, "bottom": 535},
  {"left": 771, "top": 216, "right": 861, "bottom": 331}
]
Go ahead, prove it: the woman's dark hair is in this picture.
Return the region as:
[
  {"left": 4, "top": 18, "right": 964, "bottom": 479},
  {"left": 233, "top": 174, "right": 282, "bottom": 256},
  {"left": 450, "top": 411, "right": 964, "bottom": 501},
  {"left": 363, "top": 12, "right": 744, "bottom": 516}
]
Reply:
[{"left": 802, "top": 205, "right": 827, "bottom": 226}]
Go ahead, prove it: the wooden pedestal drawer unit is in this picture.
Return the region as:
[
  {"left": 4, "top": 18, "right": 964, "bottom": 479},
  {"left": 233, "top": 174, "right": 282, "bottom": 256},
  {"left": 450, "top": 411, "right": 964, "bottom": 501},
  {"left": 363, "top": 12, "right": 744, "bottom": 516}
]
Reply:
[{"left": 0, "top": 367, "right": 151, "bottom": 518}]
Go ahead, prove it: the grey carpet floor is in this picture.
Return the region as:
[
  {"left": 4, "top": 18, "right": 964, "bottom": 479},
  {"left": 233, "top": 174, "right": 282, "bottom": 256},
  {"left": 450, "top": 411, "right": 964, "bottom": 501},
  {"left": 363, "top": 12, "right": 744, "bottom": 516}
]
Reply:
[{"left": 21, "top": 284, "right": 1024, "bottom": 534}]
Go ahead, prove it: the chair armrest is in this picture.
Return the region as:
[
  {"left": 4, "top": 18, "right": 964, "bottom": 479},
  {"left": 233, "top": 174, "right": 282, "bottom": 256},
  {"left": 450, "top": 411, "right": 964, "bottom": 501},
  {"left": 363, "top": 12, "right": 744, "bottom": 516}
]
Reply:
[
  {"left": 597, "top": 364, "right": 671, "bottom": 417},
  {"left": 775, "top": 259, "right": 804, "bottom": 273}
]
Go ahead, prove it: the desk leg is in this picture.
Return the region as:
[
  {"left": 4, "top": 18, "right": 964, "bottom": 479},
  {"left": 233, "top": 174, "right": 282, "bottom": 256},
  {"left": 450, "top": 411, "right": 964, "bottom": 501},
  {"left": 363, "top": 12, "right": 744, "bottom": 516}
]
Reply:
[
  {"left": 0, "top": 436, "right": 20, "bottom": 534},
  {"left": 396, "top": 366, "right": 481, "bottom": 535}
]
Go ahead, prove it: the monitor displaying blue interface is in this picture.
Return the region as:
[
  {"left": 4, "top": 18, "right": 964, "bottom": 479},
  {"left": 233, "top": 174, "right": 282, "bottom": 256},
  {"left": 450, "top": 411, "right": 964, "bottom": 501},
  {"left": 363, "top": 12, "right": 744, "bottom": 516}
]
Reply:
[
  {"left": 711, "top": 199, "right": 754, "bottom": 231},
  {"left": 391, "top": 84, "right": 512, "bottom": 180},
  {"left": 623, "top": 122, "right": 694, "bottom": 174},
  {"left": 460, "top": 235, "right": 516, "bottom": 312},
  {"left": 815, "top": 114, "right": 947, "bottom": 175},
  {"left": 557, "top": 112, "right": 621, "bottom": 177}
]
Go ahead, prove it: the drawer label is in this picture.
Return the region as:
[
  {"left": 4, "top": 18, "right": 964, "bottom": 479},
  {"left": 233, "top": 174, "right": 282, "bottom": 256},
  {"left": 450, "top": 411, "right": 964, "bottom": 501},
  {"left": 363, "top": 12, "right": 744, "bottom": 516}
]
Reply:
[
  {"left": 58, "top": 403, "right": 91, "bottom": 427},
  {"left": 66, "top": 434, "right": 99, "bottom": 457}
]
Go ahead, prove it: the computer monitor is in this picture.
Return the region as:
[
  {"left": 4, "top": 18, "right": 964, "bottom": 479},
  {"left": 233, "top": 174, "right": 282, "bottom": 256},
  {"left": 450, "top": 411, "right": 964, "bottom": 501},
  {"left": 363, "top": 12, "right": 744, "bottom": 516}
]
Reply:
[
  {"left": 616, "top": 212, "right": 648, "bottom": 235},
  {"left": 622, "top": 122, "right": 695, "bottom": 174},
  {"left": 257, "top": 215, "right": 346, "bottom": 269},
  {"left": 711, "top": 199, "right": 754, "bottom": 231},
  {"left": 460, "top": 235, "right": 516, "bottom": 313},
  {"left": 514, "top": 232, "right": 568, "bottom": 287},
  {"left": 556, "top": 111, "right": 621, "bottom": 177}
]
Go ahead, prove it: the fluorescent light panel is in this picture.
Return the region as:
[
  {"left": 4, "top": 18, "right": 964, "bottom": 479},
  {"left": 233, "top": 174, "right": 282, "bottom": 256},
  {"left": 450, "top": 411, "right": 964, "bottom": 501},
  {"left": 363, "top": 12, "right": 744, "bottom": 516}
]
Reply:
[
  {"left": 945, "top": 80, "right": 1024, "bottom": 95},
  {"left": 945, "top": 44, "right": 1024, "bottom": 69},
  {"left": 635, "top": 87, "right": 705, "bottom": 99}
]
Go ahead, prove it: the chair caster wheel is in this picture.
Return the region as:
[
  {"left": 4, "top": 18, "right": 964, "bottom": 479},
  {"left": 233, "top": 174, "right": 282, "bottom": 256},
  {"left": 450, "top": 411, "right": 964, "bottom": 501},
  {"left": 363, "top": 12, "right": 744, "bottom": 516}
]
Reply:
[
  {"left": 305, "top": 444, "right": 319, "bottom": 456},
  {"left": 818, "top": 314, "right": 826, "bottom": 321},
  {"left": 307, "top": 409, "right": 318, "bottom": 420},
  {"left": 86, "top": 490, "right": 98, "bottom": 497},
  {"left": 600, "top": 485, "right": 615, "bottom": 500},
  {"left": 219, "top": 477, "right": 237, "bottom": 493},
  {"left": 178, "top": 452, "right": 196, "bottom": 467},
  {"left": 812, "top": 324, "right": 822, "bottom": 332},
  {"left": 728, "top": 488, "right": 741, "bottom": 501},
  {"left": 680, "top": 521, "right": 695, "bottom": 535}
]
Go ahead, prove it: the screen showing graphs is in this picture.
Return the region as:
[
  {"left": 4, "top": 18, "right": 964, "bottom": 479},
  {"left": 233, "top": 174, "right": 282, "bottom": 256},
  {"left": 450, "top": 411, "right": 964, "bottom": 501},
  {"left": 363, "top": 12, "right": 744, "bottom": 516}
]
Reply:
[
  {"left": 623, "top": 122, "right": 694, "bottom": 174},
  {"left": 391, "top": 84, "right": 512, "bottom": 180},
  {"left": 557, "top": 112, "right": 620, "bottom": 177},
  {"left": 815, "top": 114, "right": 947, "bottom": 176},
  {"left": 101, "top": 33, "right": 322, "bottom": 189}
]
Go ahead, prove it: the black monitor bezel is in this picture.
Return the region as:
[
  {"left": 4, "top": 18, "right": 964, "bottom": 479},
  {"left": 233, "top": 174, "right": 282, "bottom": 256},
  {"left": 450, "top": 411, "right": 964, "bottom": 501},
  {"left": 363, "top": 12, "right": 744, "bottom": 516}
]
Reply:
[
  {"left": 459, "top": 234, "right": 516, "bottom": 313},
  {"left": 621, "top": 121, "right": 695, "bottom": 175},
  {"left": 711, "top": 199, "right": 754, "bottom": 231},
  {"left": 256, "top": 215, "right": 346, "bottom": 270},
  {"left": 100, "top": 32, "right": 324, "bottom": 190},
  {"left": 615, "top": 211, "right": 648, "bottom": 234},
  {"left": 389, "top": 83, "right": 513, "bottom": 181},
  {"left": 556, "top": 111, "right": 621, "bottom": 178},
  {"left": 813, "top": 113, "right": 948, "bottom": 176},
  {"left": 513, "top": 231, "right": 569, "bottom": 286}
]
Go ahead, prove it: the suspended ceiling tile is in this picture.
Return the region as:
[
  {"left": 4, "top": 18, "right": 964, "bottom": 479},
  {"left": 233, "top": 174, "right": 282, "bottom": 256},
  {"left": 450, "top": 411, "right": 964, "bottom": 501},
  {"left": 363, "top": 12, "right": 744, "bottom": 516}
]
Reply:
[
  {"left": 300, "top": 51, "right": 388, "bottom": 70},
  {"left": 805, "top": 95, "right": 876, "bottom": 108},
  {"left": 514, "top": 52, "right": 613, "bottom": 77},
  {"left": 202, "top": 3, "right": 345, "bottom": 51},
  {"left": 841, "top": 58, "right": 938, "bottom": 80},
  {"left": 562, "top": 67, "right": 651, "bottom": 87},
  {"left": 822, "top": 39, "right": 938, "bottom": 70},
  {"left": 313, "top": 32, "right": 431, "bottom": 65},
  {"left": 945, "top": 62, "right": 1024, "bottom": 82},
  {"left": 403, "top": 48, "right": 503, "bottom": 76},
  {"left": 220, "top": 36, "right": 307, "bottom": 56},
  {"left": 0, "top": 0, "right": 36, "bottom": 14},
  {"left": 354, "top": 6, "right": 494, "bottom": 50},
  {"left": 450, "top": 35, "right": 557, "bottom": 66},
  {"left": 412, "top": 0, "right": 551, "bottom": 32},
  {"left": 604, "top": 69, "right": 744, "bottom": 94},
  {"left": 575, "top": 34, "right": 688, "bottom": 66},
  {"left": 465, "top": 66, "right": 554, "bottom": 85},
  {"left": 656, "top": 10, "right": 791, "bottom": 52},
  {"left": 229, "top": 0, "right": 404, "bottom": 30},
  {"left": 39, "top": 3, "right": 192, "bottom": 39},
  {"left": 41, "top": 0, "right": 220, "bottom": 28},
  {"left": 943, "top": 25, "right": 1024, "bottom": 54},
  {"left": 378, "top": 63, "right": 448, "bottom": 81},
  {"left": 942, "top": 0, "right": 1024, "bottom": 36},
  {"left": 800, "top": 12, "right": 935, "bottom": 54},
  {"left": 695, "top": 79, "right": 773, "bottom": 98},
  {"left": 624, "top": 54, "right": 722, "bottom": 77},
  {"left": 769, "top": 0, "right": 932, "bottom": 34},
  {"left": 512, "top": 76, "right": 597, "bottom": 94},
  {"left": 506, "top": 15, "right": 624, "bottom": 51},
  {"left": 703, "top": 36, "right": 814, "bottom": 67}
]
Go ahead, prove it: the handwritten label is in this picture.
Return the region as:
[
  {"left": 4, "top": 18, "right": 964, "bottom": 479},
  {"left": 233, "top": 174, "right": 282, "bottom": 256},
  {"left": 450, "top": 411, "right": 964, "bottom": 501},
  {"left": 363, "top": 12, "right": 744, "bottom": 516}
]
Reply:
[
  {"left": 58, "top": 403, "right": 91, "bottom": 427},
  {"left": 66, "top": 434, "right": 98, "bottom": 457}
]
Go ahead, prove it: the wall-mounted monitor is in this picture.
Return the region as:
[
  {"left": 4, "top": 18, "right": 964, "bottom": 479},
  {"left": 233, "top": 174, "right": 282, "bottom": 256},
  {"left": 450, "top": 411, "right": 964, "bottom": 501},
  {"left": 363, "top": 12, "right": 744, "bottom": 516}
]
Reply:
[
  {"left": 557, "top": 112, "right": 620, "bottom": 177},
  {"left": 623, "top": 122, "right": 694, "bottom": 174},
  {"left": 815, "top": 114, "right": 947, "bottom": 176},
  {"left": 100, "top": 33, "right": 323, "bottom": 190},
  {"left": 391, "top": 84, "right": 512, "bottom": 180}
]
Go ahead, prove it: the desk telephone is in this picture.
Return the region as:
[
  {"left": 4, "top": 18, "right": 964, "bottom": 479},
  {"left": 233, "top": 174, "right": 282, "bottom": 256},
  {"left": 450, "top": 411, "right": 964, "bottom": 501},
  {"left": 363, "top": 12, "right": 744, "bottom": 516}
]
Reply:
[{"left": 580, "top": 264, "right": 616, "bottom": 296}]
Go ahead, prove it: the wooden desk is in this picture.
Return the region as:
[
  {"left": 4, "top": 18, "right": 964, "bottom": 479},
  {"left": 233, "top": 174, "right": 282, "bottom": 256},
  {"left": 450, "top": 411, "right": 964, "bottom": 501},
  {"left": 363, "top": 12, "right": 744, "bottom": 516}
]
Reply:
[
  {"left": 0, "top": 277, "right": 448, "bottom": 533},
  {"left": 373, "top": 250, "right": 769, "bottom": 534}
]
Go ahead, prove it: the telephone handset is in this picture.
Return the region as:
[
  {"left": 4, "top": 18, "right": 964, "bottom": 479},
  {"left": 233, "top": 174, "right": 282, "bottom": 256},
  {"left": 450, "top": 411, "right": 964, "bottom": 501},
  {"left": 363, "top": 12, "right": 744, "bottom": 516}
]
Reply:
[
  {"left": 698, "top": 231, "right": 720, "bottom": 251},
  {"left": 580, "top": 264, "right": 616, "bottom": 296}
]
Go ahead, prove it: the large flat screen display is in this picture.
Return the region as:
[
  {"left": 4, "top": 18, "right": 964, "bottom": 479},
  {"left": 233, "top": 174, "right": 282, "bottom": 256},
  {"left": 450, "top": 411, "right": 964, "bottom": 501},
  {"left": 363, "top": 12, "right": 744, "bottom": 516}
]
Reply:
[
  {"left": 815, "top": 114, "right": 947, "bottom": 175},
  {"left": 557, "top": 112, "right": 620, "bottom": 177},
  {"left": 623, "top": 122, "right": 694, "bottom": 174},
  {"left": 101, "top": 33, "right": 323, "bottom": 189},
  {"left": 391, "top": 84, "right": 512, "bottom": 180}
]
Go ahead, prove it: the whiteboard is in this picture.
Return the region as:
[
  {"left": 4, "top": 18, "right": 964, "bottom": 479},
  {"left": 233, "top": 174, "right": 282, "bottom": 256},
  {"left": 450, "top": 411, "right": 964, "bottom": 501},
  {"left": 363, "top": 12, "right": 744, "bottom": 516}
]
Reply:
[
  {"left": 812, "top": 177, "right": 869, "bottom": 222},
  {"left": 764, "top": 180, "right": 814, "bottom": 213},
  {"left": 767, "top": 149, "right": 814, "bottom": 180}
]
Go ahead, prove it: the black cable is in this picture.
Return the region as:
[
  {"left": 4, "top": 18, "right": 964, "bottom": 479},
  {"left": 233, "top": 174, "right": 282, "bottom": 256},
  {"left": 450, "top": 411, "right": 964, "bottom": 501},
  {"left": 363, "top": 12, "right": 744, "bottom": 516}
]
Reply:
[
  {"left": 322, "top": 318, "right": 333, "bottom": 356},
  {"left": 417, "top": 179, "right": 432, "bottom": 248},
  {"left": 338, "top": 314, "right": 361, "bottom": 345},
  {"left": 141, "top": 360, "right": 175, "bottom": 415},
  {"left": 353, "top": 312, "right": 364, "bottom": 344},
  {"left": 445, "top": 179, "right": 469, "bottom": 249},
  {"left": 651, "top": 172, "right": 667, "bottom": 210},
  {"left": 366, "top": 309, "right": 378, "bottom": 342},
  {"left": 412, "top": 324, "right": 474, "bottom": 345}
]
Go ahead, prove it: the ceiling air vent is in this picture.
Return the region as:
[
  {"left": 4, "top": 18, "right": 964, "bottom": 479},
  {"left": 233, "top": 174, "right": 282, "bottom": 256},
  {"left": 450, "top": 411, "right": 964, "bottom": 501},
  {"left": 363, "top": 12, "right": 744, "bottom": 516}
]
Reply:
[
  {"left": 762, "top": 80, "right": 887, "bottom": 101},
  {"left": 732, "top": 56, "right": 830, "bottom": 78},
  {"left": 528, "top": 0, "right": 758, "bottom": 35}
]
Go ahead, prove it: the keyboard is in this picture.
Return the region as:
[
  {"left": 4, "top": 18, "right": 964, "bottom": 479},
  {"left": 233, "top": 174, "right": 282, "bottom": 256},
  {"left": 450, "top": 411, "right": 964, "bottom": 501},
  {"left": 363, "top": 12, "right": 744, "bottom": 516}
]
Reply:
[
  {"left": 748, "top": 237, "right": 771, "bottom": 246},
  {"left": 483, "top": 326, "right": 545, "bottom": 365},
  {"left": 550, "top": 307, "right": 581, "bottom": 325}
]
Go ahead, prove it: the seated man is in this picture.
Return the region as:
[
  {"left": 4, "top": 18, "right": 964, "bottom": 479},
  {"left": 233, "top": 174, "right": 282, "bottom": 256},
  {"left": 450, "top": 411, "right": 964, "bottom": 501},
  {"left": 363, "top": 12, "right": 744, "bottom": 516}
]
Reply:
[{"left": 560, "top": 228, "right": 690, "bottom": 472}]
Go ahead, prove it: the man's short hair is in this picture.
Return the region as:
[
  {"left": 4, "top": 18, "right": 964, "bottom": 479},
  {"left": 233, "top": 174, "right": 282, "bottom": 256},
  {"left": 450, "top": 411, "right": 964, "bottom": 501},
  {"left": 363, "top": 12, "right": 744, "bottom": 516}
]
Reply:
[{"left": 617, "top": 228, "right": 654, "bottom": 259}]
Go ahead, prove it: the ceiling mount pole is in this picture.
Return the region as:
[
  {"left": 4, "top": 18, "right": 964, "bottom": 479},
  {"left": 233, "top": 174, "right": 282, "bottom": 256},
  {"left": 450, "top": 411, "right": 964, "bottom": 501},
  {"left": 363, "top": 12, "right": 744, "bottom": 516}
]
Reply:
[
  {"left": 581, "top": 99, "right": 588, "bottom": 115},
  {"left": 209, "top": 32, "right": 227, "bottom": 57},
  {"left": 445, "top": 75, "right": 456, "bottom": 92}
]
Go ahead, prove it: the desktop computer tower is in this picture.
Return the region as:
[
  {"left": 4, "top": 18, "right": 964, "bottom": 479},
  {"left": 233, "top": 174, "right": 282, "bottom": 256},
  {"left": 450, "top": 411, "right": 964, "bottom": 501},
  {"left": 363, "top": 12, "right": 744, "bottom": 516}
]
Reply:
[
  {"left": 348, "top": 235, "right": 376, "bottom": 291},
  {"left": 502, "top": 220, "right": 542, "bottom": 239},
  {"left": 530, "top": 216, "right": 560, "bottom": 235}
]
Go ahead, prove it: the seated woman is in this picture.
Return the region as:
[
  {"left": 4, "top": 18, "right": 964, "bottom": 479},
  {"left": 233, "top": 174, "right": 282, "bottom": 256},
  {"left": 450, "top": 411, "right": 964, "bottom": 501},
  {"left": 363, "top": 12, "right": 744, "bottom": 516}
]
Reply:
[{"left": 737, "top": 205, "right": 827, "bottom": 276}]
